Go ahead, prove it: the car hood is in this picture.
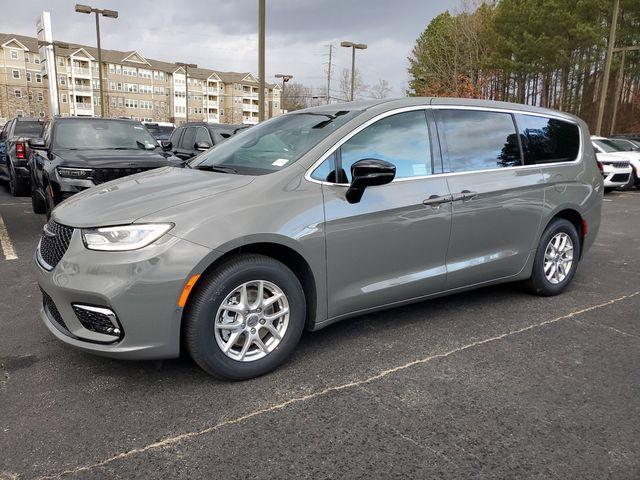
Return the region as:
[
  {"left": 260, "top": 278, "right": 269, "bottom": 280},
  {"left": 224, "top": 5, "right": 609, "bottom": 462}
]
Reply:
[
  {"left": 595, "top": 151, "right": 634, "bottom": 161},
  {"left": 54, "top": 148, "right": 181, "bottom": 167},
  {"left": 52, "top": 166, "right": 255, "bottom": 228}
]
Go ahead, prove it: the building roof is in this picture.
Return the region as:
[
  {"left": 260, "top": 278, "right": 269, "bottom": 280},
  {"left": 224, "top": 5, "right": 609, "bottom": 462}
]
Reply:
[{"left": 0, "top": 32, "right": 274, "bottom": 86}]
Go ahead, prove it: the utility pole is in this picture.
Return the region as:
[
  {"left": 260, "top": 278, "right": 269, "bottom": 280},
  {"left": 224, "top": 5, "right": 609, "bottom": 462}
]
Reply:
[
  {"left": 175, "top": 62, "right": 197, "bottom": 123},
  {"left": 326, "top": 44, "right": 333, "bottom": 104},
  {"left": 75, "top": 4, "right": 118, "bottom": 117},
  {"left": 258, "top": 0, "right": 266, "bottom": 122},
  {"left": 340, "top": 41, "right": 367, "bottom": 101},
  {"left": 595, "top": 0, "right": 620, "bottom": 135},
  {"left": 610, "top": 45, "right": 640, "bottom": 135}
]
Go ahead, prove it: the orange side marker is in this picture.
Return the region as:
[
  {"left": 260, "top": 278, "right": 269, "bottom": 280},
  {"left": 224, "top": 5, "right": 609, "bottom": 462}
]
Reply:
[{"left": 178, "top": 274, "right": 201, "bottom": 308}]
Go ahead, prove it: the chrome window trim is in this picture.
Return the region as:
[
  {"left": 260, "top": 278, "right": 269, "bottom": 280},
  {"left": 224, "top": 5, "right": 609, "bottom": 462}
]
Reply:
[{"left": 304, "top": 104, "right": 582, "bottom": 187}]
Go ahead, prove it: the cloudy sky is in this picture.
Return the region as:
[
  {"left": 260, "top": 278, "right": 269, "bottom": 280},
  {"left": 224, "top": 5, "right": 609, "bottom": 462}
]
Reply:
[{"left": 1, "top": 0, "right": 458, "bottom": 97}]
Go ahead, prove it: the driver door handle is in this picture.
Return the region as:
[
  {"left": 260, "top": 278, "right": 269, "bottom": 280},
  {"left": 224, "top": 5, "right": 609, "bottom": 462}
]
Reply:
[
  {"left": 451, "top": 190, "right": 478, "bottom": 202},
  {"left": 423, "top": 194, "right": 452, "bottom": 206}
]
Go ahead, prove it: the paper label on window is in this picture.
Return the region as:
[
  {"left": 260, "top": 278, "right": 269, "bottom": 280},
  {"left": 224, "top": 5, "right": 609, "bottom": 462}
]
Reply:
[
  {"left": 272, "top": 158, "right": 289, "bottom": 167},
  {"left": 412, "top": 164, "right": 428, "bottom": 176}
]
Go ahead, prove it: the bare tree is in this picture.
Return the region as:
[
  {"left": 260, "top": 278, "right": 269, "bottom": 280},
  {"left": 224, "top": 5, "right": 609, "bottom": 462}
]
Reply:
[
  {"left": 282, "top": 82, "right": 312, "bottom": 112},
  {"left": 339, "top": 68, "right": 367, "bottom": 101},
  {"left": 369, "top": 79, "right": 392, "bottom": 99}
]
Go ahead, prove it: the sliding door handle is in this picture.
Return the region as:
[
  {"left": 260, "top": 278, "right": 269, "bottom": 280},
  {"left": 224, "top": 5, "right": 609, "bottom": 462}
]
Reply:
[{"left": 423, "top": 194, "right": 452, "bottom": 206}]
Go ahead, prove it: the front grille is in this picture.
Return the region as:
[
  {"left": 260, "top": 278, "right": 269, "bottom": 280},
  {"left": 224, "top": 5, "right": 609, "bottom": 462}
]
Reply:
[
  {"left": 611, "top": 173, "right": 630, "bottom": 183},
  {"left": 41, "top": 288, "right": 68, "bottom": 331},
  {"left": 91, "top": 167, "right": 154, "bottom": 184},
  {"left": 72, "top": 305, "right": 122, "bottom": 338},
  {"left": 38, "top": 220, "right": 73, "bottom": 270},
  {"left": 603, "top": 160, "right": 630, "bottom": 168}
]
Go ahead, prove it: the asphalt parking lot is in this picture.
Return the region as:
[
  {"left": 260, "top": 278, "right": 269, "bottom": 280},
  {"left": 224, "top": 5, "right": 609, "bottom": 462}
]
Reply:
[{"left": 0, "top": 186, "right": 639, "bottom": 480}]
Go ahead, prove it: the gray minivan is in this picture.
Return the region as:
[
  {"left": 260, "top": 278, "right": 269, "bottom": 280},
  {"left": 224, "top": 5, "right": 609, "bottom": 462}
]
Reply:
[{"left": 35, "top": 98, "right": 603, "bottom": 379}]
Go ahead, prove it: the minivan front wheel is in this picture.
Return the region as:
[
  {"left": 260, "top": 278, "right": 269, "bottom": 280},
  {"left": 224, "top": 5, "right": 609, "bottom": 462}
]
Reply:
[
  {"left": 184, "top": 254, "right": 305, "bottom": 380},
  {"left": 526, "top": 218, "right": 581, "bottom": 296}
]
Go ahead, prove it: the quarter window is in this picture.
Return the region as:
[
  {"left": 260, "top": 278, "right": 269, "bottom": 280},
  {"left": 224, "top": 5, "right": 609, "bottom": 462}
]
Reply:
[
  {"left": 340, "top": 110, "right": 432, "bottom": 182},
  {"left": 195, "top": 127, "right": 212, "bottom": 146},
  {"left": 515, "top": 114, "right": 579, "bottom": 164},
  {"left": 181, "top": 127, "right": 197, "bottom": 149},
  {"left": 436, "top": 109, "right": 521, "bottom": 172}
]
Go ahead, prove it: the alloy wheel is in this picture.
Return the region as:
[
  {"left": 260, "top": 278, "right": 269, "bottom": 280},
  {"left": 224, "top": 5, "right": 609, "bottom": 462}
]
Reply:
[
  {"left": 214, "top": 280, "right": 290, "bottom": 362},
  {"left": 543, "top": 232, "right": 574, "bottom": 284}
]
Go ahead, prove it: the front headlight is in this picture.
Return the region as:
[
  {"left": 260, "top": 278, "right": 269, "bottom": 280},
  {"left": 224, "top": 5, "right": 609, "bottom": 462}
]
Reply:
[
  {"left": 57, "top": 167, "right": 93, "bottom": 179},
  {"left": 82, "top": 224, "right": 173, "bottom": 251}
]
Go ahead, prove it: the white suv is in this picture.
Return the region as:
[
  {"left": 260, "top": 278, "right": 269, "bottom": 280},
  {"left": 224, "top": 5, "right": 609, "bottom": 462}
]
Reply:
[{"left": 591, "top": 136, "right": 634, "bottom": 189}]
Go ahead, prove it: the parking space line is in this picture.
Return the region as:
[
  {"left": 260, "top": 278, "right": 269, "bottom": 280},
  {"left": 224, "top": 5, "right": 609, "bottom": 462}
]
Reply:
[
  {"left": 0, "top": 214, "right": 17, "bottom": 260},
  {"left": 38, "top": 289, "right": 640, "bottom": 480}
]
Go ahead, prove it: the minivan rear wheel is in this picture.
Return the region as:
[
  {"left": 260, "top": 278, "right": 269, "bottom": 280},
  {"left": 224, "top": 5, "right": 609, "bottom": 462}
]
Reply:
[
  {"left": 525, "top": 218, "right": 581, "bottom": 296},
  {"left": 184, "top": 254, "right": 305, "bottom": 380}
]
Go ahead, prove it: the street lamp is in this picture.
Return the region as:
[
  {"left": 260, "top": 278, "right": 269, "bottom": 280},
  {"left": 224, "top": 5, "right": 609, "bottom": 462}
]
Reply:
[
  {"left": 175, "top": 62, "right": 197, "bottom": 123},
  {"left": 275, "top": 73, "right": 293, "bottom": 107},
  {"left": 75, "top": 4, "right": 118, "bottom": 117},
  {"left": 340, "top": 41, "right": 367, "bottom": 101},
  {"left": 38, "top": 40, "right": 70, "bottom": 116}
]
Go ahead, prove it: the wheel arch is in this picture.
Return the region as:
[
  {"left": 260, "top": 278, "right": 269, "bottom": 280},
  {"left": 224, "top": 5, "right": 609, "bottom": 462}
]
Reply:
[
  {"left": 544, "top": 207, "right": 585, "bottom": 259},
  {"left": 183, "top": 240, "right": 320, "bottom": 331}
]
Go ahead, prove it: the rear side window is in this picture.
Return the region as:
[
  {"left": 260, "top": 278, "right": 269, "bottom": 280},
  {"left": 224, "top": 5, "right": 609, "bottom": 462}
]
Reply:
[
  {"left": 515, "top": 114, "right": 579, "bottom": 165},
  {"left": 436, "top": 109, "right": 521, "bottom": 172}
]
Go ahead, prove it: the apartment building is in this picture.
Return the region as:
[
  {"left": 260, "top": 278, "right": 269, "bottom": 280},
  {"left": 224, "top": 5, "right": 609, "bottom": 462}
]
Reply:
[{"left": 0, "top": 33, "right": 282, "bottom": 125}]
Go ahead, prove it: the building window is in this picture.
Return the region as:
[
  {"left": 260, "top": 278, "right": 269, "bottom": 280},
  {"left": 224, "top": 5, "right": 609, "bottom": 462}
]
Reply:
[
  {"left": 28, "top": 92, "right": 33, "bottom": 101},
  {"left": 35, "top": 73, "right": 42, "bottom": 83},
  {"left": 24, "top": 52, "right": 30, "bottom": 63},
  {"left": 117, "top": 82, "right": 123, "bottom": 91},
  {"left": 61, "top": 94, "right": 67, "bottom": 103},
  {"left": 39, "top": 111, "right": 45, "bottom": 118},
  {"left": 109, "top": 81, "right": 116, "bottom": 91},
  {"left": 108, "top": 63, "right": 115, "bottom": 73},
  {"left": 12, "top": 69, "right": 20, "bottom": 79},
  {"left": 37, "top": 92, "right": 44, "bottom": 101},
  {"left": 58, "top": 56, "right": 64, "bottom": 67},
  {"left": 59, "top": 75, "right": 66, "bottom": 85},
  {"left": 34, "top": 57, "right": 40, "bottom": 64},
  {"left": 110, "top": 96, "right": 117, "bottom": 107},
  {"left": 10, "top": 49, "right": 18, "bottom": 60},
  {"left": 14, "top": 89, "right": 22, "bottom": 98},
  {"left": 15, "top": 110, "right": 24, "bottom": 117},
  {"left": 26, "top": 72, "right": 32, "bottom": 82}
]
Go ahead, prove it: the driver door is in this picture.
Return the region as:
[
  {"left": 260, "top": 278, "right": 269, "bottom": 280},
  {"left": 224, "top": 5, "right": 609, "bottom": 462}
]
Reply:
[{"left": 319, "top": 109, "right": 452, "bottom": 318}]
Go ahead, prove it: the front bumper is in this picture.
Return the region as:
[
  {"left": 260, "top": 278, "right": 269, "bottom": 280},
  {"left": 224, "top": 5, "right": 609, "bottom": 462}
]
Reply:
[
  {"left": 35, "top": 228, "right": 215, "bottom": 360},
  {"left": 602, "top": 165, "right": 632, "bottom": 187}
]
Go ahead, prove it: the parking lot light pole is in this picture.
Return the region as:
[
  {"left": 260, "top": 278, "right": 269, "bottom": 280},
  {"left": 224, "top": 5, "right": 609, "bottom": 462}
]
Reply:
[
  {"left": 340, "top": 41, "right": 367, "bottom": 101},
  {"left": 75, "top": 4, "right": 118, "bottom": 118},
  {"left": 38, "top": 40, "right": 70, "bottom": 115},
  {"left": 175, "top": 62, "right": 197, "bottom": 123},
  {"left": 275, "top": 74, "right": 293, "bottom": 108}
]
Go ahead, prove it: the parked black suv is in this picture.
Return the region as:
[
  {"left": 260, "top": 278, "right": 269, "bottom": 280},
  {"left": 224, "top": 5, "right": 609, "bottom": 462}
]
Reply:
[
  {"left": 28, "top": 117, "right": 182, "bottom": 217},
  {"left": 169, "top": 122, "right": 249, "bottom": 160},
  {"left": 0, "top": 117, "right": 44, "bottom": 196}
]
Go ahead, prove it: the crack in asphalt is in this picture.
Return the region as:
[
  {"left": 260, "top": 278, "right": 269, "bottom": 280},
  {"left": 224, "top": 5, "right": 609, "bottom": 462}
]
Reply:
[{"left": 35, "top": 289, "right": 640, "bottom": 480}]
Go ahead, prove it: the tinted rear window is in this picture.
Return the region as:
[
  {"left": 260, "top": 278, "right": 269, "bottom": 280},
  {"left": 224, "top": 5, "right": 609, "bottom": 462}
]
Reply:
[
  {"left": 14, "top": 121, "right": 43, "bottom": 137},
  {"left": 436, "top": 109, "right": 521, "bottom": 172},
  {"left": 515, "top": 114, "right": 579, "bottom": 164}
]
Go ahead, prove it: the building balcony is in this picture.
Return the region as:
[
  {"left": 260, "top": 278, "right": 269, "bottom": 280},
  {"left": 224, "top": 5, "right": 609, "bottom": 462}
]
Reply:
[
  {"left": 242, "top": 92, "right": 258, "bottom": 99},
  {"left": 74, "top": 102, "right": 94, "bottom": 115},
  {"left": 243, "top": 103, "right": 259, "bottom": 112},
  {"left": 205, "top": 99, "right": 219, "bottom": 108},
  {"left": 205, "top": 113, "right": 219, "bottom": 123},
  {"left": 72, "top": 66, "right": 91, "bottom": 77},
  {"left": 242, "top": 115, "right": 258, "bottom": 125}
]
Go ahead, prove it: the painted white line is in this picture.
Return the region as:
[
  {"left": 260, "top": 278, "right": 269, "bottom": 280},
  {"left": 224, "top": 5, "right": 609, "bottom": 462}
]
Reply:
[
  {"left": 0, "top": 214, "right": 17, "bottom": 260},
  {"left": 38, "top": 290, "right": 640, "bottom": 480}
]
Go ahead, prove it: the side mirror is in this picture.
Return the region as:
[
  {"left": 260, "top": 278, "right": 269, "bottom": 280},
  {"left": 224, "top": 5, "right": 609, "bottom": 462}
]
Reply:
[
  {"left": 346, "top": 158, "right": 396, "bottom": 204},
  {"left": 28, "top": 138, "right": 46, "bottom": 150},
  {"left": 160, "top": 140, "right": 172, "bottom": 151},
  {"left": 194, "top": 141, "right": 211, "bottom": 151}
]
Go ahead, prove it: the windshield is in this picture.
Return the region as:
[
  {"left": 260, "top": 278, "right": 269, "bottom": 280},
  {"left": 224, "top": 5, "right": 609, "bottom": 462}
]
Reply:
[
  {"left": 145, "top": 124, "right": 174, "bottom": 139},
  {"left": 190, "top": 110, "right": 361, "bottom": 175},
  {"left": 54, "top": 120, "right": 159, "bottom": 150},
  {"left": 610, "top": 139, "right": 637, "bottom": 151},
  {"left": 15, "top": 121, "right": 43, "bottom": 137},
  {"left": 593, "top": 139, "right": 623, "bottom": 153}
]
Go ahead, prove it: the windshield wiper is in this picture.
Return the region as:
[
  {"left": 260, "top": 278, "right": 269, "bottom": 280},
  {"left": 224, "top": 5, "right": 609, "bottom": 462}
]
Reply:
[{"left": 194, "top": 164, "right": 238, "bottom": 174}]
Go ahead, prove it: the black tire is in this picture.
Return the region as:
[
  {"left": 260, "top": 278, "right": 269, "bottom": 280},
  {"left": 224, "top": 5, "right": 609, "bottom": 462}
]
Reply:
[
  {"left": 184, "top": 254, "right": 306, "bottom": 380},
  {"left": 633, "top": 170, "right": 640, "bottom": 189},
  {"left": 525, "top": 218, "right": 581, "bottom": 296},
  {"left": 8, "top": 163, "right": 28, "bottom": 197},
  {"left": 31, "top": 183, "right": 46, "bottom": 214},
  {"left": 622, "top": 171, "right": 636, "bottom": 190}
]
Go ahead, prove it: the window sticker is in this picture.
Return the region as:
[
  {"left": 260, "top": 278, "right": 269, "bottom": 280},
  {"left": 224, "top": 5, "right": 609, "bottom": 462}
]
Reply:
[{"left": 272, "top": 158, "right": 289, "bottom": 167}]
